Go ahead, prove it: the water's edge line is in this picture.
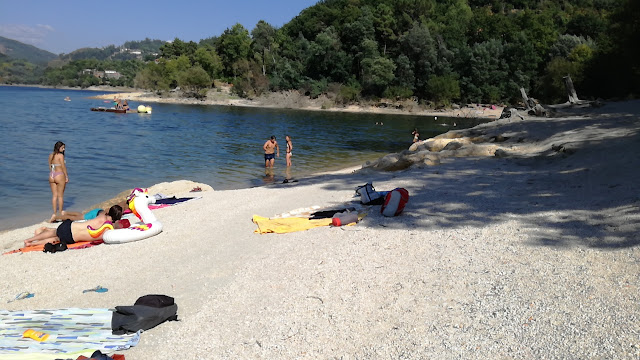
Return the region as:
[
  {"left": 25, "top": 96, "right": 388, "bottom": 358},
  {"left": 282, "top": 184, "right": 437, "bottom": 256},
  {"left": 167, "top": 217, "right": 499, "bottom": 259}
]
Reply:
[{"left": 0, "top": 162, "right": 368, "bottom": 235}]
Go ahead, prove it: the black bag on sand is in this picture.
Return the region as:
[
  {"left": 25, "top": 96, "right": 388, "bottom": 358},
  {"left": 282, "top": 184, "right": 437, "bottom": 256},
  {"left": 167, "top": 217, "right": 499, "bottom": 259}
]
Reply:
[
  {"left": 111, "top": 294, "right": 178, "bottom": 335},
  {"left": 43, "top": 242, "right": 67, "bottom": 253}
]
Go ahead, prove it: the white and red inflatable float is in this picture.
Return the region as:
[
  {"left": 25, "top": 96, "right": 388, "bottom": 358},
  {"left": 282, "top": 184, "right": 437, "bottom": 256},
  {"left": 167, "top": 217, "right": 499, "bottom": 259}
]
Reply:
[{"left": 87, "top": 188, "right": 163, "bottom": 244}]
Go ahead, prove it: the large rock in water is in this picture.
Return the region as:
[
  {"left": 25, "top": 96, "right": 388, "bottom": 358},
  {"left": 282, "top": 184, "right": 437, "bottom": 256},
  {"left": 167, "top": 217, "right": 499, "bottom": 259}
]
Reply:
[
  {"left": 365, "top": 153, "right": 412, "bottom": 171},
  {"left": 365, "top": 124, "right": 515, "bottom": 171},
  {"left": 409, "top": 135, "right": 478, "bottom": 152},
  {"left": 363, "top": 150, "right": 441, "bottom": 171}
]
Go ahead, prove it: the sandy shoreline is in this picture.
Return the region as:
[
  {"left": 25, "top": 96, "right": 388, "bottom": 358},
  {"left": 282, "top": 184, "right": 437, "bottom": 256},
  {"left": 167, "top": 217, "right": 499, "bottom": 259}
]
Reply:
[
  {"left": 1, "top": 101, "right": 639, "bottom": 359},
  {"left": 77, "top": 85, "right": 506, "bottom": 119}
]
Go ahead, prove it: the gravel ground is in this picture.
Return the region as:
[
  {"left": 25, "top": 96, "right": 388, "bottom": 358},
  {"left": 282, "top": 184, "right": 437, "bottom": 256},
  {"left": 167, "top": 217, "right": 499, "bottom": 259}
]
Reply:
[{"left": 1, "top": 101, "right": 639, "bottom": 359}]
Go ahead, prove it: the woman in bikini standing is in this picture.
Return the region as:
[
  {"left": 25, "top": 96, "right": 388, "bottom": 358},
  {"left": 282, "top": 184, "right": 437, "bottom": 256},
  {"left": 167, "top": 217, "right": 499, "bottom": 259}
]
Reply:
[
  {"left": 48, "top": 141, "right": 68, "bottom": 222},
  {"left": 285, "top": 135, "right": 293, "bottom": 167}
]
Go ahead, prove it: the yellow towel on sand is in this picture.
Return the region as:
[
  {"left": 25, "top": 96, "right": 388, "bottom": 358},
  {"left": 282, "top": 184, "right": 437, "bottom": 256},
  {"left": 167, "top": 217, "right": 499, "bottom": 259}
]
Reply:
[
  {"left": 252, "top": 215, "right": 332, "bottom": 234},
  {"left": 252, "top": 213, "right": 365, "bottom": 234}
]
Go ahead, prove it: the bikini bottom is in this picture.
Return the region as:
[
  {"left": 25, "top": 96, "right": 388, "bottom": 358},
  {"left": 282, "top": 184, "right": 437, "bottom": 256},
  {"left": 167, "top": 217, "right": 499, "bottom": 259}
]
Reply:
[{"left": 50, "top": 171, "right": 64, "bottom": 179}]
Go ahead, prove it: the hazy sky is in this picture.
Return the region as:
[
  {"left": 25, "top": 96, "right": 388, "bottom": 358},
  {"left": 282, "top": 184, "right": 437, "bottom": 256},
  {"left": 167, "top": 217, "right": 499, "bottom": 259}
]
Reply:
[{"left": 0, "top": 0, "right": 319, "bottom": 54}]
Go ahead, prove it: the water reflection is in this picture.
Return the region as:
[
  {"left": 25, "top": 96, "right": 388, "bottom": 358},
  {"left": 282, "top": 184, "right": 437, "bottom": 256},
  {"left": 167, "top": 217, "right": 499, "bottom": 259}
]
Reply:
[{"left": 263, "top": 168, "right": 276, "bottom": 185}]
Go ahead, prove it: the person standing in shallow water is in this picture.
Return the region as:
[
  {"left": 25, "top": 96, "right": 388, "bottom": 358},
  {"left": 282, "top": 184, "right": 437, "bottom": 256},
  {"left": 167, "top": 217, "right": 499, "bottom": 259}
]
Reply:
[
  {"left": 285, "top": 135, "right": 293, "bottom": 167},
  {"left": 263, "top": 135, "right": 279, "bottom": 168},
  {"left": 412, "top": 128, "right": 420, "bottom": 143},
  {"left": 48, "top": 141, "right": 68, "bottom": 222}
]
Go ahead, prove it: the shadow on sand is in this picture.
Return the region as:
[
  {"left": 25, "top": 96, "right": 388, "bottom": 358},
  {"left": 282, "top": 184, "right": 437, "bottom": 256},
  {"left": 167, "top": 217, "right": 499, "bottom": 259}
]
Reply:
[{"left": 269, "top": 110, "right": 640, "bottom": 249}]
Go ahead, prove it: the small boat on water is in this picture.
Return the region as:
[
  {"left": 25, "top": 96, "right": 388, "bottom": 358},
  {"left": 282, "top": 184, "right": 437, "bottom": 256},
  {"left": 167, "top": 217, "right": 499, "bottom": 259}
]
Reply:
[
  {"left": 91, "top": 105, "right": 152, "bottom": 114},
  {"left": 91, "top": 107, "right": 127, "bottom": 113}
]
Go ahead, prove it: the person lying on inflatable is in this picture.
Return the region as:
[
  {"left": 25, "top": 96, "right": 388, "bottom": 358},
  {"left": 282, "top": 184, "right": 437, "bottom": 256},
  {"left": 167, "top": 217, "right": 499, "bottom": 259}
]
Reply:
[
  {"left": 23, "top": 188, "right": 164, "bottom": 247},
  {"left": 103, "top": 188, "right": 164, "bottom": 244},
  {"left": 24, "top": 205, "right": 123, "bottom": 247}
]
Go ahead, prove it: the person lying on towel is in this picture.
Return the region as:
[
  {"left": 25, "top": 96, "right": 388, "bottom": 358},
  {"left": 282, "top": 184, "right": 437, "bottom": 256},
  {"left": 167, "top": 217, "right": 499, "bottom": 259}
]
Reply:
[
  {"left": 23, "top": 205, "right": 123, "bottom": 247},
  {"left": 49, "top": 200, "right": 129, "bottom": 223}
]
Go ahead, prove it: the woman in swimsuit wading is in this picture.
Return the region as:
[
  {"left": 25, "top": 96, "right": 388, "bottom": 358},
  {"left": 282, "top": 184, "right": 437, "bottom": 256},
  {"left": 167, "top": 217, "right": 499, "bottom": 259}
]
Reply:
[
  {"left": 285, "top": 135, "right": 293, "bottom": 167},
  {"left": 49, "top": 141, "right": 68, "bottom": 222}
]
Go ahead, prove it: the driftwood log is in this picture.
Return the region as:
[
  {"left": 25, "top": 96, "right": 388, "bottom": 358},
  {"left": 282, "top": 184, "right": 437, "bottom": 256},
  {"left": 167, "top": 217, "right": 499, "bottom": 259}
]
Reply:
[
  {"left": 520, "top": 87, "right": 536, "bottom": 110},
  {"left": 520, "top": 87, "right": 547, "bottom": 117},
  {"left": 563, "top": 74, "right": 580, "bottom": 104}
]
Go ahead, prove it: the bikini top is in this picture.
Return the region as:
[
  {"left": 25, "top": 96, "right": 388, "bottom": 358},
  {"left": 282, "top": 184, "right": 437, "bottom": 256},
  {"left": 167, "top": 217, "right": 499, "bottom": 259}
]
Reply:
[{"left": 50, "top": 163, "right": 63, "bottom": 171}]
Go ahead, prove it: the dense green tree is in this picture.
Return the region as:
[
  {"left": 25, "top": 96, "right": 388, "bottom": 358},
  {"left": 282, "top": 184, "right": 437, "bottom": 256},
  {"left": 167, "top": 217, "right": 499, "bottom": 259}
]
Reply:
[
  {"left": 160, "top": 55, "right": 191, "bottom": 88},
  {"left": 584, "top": 0, "right": 639, "bottom": 97},
  {"left": 199, "top": 36, "right": 218, "bottom": 48},
  {"left": 428, "top": 0, "right": 472, "bottom": 48},
  {"left": 373, "top": 3, "right": 397, "bottom": 55},
  {"left": 194, "top": 46, "right": 223, "bottom": 80},
  {"left": 361, "top": 56, "right": 396, "bottom": 96},
  {"left": 548, "top": 34, "right": 595, "bottom": 59},
  {"left": 566, "top": 10, "right": 609, "bottom": 39},
  {"left": 517, "top": 9, "right": 560, "bottom": 59},
  {"left": 217, "top": 24, "right": 252, "bottom": 79},
  {"left": 426, "top": 74, "right": 460, "bottom": 106},
  {"left": 336, "top": 77, "right": 362, "bottom": 104},
  {"left": 122, "top": 38, "right": 165, "bottom": 54},
  {"left": 399, "top": 21, "right": 438, "bottom": 98},
  {"left": 177, "top": 65, "right": 211, "bottom": 98},
  {"left": 542, "top": 57, "right": 581, "bottom": 102},
  {"left": 270, "top": 31, "right": 309, "bottom": 90},
  {"left": 159, "top": 38, "right": 198, "bottom": 60},
  {"left": 341, "top": 6, "right": 375, "bottom": 53},
  {"left": 251, "top": 21, "right": 277, "bottom": 76},
  {"left": 503, "top": 31, "right": 541, "bottom": 101},
  {"left": 457, "top": 39, "right": 508, "bottom": 103},
  {"left": 271, "top": 58, "right": 305, "bottom": 90},
  {"left": 306, "top": 27, "right": 350, "bottom": 83},
  {"left": 392, "top": 54, "right": 415, "bottom": 95},
  {"left": 135, "top": 61, "right": 170, "bottom": 91}
]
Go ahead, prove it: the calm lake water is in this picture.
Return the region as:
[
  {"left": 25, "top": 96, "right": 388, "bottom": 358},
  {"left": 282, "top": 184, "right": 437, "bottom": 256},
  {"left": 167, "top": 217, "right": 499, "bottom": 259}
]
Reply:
[{"left": 0, "top": 86, "right": 487, "bottom": 231}]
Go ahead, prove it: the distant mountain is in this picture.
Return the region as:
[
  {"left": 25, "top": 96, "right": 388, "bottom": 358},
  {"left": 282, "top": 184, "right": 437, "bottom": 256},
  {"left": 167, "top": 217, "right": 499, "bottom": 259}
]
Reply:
[{"left": 0, "top": 36, "right": 57, "bottom": 64}]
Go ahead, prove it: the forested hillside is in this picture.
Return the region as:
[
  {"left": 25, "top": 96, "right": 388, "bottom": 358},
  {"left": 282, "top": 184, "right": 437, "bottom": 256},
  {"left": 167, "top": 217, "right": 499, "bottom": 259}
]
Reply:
[
  {"left": 132, "top": 0, "right": 637, "bottom": 104},
  {"left": 0, "top": 36, "right": 57, "bottom": 64},
  {"left": 3, "top": 0, "right": 638, "bottom": 105},
  {"left": 0, "top": 38, "right": 162, "bottom": 86},
  {"left": 58, "top": 38, "right": 165, "bottom": 61},
  {"left": 36, "top": 39, "right": 164, "bottom": 87}
]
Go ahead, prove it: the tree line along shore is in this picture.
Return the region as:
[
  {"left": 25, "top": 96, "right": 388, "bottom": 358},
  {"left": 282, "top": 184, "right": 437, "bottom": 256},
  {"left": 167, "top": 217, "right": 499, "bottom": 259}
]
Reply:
[{"left": 2, "top": 1, "right": 638, "bottom": 112}]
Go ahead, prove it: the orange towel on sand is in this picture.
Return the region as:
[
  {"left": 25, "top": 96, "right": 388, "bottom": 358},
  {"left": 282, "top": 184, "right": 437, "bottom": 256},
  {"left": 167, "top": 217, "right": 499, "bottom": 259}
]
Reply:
[{"left": 3, "top": 240, "right": 103, "bottom": 255}]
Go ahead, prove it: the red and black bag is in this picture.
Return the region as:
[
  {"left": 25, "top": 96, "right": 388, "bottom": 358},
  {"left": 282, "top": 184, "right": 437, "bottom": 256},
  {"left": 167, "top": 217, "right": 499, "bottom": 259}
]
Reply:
[{"left": 381, "top": 188, "right": 409, "bottom": 217}]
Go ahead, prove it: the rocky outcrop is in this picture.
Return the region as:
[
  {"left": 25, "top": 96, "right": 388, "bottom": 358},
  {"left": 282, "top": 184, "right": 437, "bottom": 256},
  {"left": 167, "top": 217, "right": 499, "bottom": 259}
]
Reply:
[{"left": 364, "top": 124, "right": 516, "bottom": 171}]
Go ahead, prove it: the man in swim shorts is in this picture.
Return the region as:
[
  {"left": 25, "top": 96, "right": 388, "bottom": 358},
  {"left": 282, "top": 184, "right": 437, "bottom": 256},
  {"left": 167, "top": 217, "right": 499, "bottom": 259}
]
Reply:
[
  {"left": 263, "top": 135, "right": 279, "bottom": 168},
  {"left": 23, "top": 206, "right": 123, "bottom": 247}
]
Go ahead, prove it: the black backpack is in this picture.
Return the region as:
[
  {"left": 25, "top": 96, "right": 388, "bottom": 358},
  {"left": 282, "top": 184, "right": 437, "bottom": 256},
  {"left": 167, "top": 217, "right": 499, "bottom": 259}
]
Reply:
[{"left": 111, "top": 294, "right": 178, "bottom": 335}]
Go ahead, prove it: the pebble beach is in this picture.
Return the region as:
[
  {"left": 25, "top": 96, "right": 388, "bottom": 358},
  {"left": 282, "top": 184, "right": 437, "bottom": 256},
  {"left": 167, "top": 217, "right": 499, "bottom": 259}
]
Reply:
[{"left": 1, "top": 100, "right": 639, "bottom": 359}]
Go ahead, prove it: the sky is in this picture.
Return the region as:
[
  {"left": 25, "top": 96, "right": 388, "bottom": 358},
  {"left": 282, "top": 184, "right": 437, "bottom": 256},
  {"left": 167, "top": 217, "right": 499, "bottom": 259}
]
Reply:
[{"left": 0, "top": 0, "right": 320, "bottom": 54}]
